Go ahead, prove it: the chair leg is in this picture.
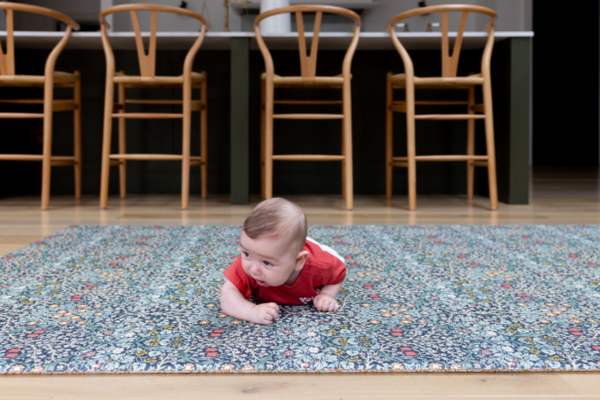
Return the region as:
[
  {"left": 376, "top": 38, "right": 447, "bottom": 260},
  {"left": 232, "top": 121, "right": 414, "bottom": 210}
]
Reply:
[
  {"left": 466, "top": 85, "right": 475, "bottom": 199},
  {"left": 342, "top": 80, "right": 353, "bottom": 211},
  {"left": 386, "top": 73, "right": 393, "bottom": 200},
  {"left": 264, "top": 79, "right": 274, "bottom": 200},
  {"left": 482, "top": 78, "right": 498, "bottom": 211},
  {"left": 73, "top": 71, "right": 82, "bottom": 200},
  {"left": 117, "top": 82, "right": 127, "bottom": 199},
  {"left": 260, "top": 79, "right": 266, "bottom": 200},
  {"left": 406, "top": 81, "right": 417, "bottom": 211},
  {"left": 100, "top": 80, "right": 115, "bottom": 209},
  {"left": 200, "top": 74, "right": 208, "bottom": 199},
  {"left": 41, "top": 79, "right": 55, "bottom": 211},
  {"left": 341, "top": 117, "right": 346, "bottom": 200},
  {"left": 181, "top": 79, "right": 192, "bottom": 210}
]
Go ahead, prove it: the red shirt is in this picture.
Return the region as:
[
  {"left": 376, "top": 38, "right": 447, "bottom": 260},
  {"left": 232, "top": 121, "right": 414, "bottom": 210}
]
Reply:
[{"left": 224, "top": 239, "right": 346, "bottom": 305}]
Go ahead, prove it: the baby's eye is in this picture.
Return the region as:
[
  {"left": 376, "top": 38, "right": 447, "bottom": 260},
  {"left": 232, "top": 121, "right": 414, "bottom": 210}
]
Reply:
[
  {"left": 263, "top": 261, "right": 272, "bottom": 266},
  {"left": 243, "top": 252, "right": 250, "bottom": 258}
]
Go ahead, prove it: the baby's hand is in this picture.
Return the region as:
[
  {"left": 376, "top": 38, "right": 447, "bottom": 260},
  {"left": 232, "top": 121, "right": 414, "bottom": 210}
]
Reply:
[
  {"left": 314, "top": 293, "right": 339, "bottom": 312},
  {"left": 250, "top": 302, "right": 279, "bottom": 325}
]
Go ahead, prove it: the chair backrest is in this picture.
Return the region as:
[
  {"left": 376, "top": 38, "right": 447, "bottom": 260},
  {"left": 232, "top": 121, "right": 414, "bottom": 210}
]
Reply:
[
  {"left": 254, "top": 5, "right": 361, "bottom": 80},
  {"left": 99, "top": 4, "right": 210, "bottom": 79},
  {"left": 384, "top": 4, "right": 497, "bottom": 78},
  {"left": 0, "top": 3, "right": 79, "bottom": 76}
]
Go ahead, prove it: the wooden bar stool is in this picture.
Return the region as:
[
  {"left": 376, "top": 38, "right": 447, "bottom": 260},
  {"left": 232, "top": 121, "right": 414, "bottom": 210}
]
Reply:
[
  {"left": 255, "top": 5, "right": 361, "bottom": 211},
  {"left": 0, "top": 3, "right": 81, "bottom": 210},
  {"left": 99, "top": 4, "right": 210, "bottom": 210},
  {"left": 385, "top": 5, "right": 498, "bottom": 211}
]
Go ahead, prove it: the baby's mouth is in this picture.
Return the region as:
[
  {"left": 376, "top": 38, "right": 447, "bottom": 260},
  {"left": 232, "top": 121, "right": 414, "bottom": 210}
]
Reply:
[{"left": 255, "top": 279, "right": 267, "bottom": 287}]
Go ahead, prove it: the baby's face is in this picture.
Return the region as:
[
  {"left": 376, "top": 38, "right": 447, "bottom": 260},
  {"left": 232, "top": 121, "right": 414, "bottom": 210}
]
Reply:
[{"left": 239, "top": 230, "right": 299, "bottom": 287}]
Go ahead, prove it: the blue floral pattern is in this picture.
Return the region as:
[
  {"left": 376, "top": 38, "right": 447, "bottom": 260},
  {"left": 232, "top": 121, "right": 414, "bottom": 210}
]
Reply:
[{"left": 1, "top": 225, "right": 599, "bottom": 373}]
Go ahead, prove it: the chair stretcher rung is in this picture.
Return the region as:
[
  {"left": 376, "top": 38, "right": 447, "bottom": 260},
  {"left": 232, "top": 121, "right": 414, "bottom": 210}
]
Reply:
[
  {"left": 274, "top": 100, "right": 343, "bottom": 105},
  {"left": 108, "top": 154, "right": 202, "bottom": 161},
  {"left": 111, "top": 113, "right": 183, "bottom": 119},
  {"left": 414, "top": 114, "right": 485, "bottom": 120},
  {"left": 0, "top": 112, "right": 45, "bottom": 119},
  {"left": 271, "top": 155, "right": 345, "bottom": 161},
  {"left": 0, "top": 155, "right": 76, "bottom": 163},
  {"left": 273, "top": 114, "right": 344, "bottom": 120},
  {"left": 393, "top": 155, "right": 489, "bottom": 162}
]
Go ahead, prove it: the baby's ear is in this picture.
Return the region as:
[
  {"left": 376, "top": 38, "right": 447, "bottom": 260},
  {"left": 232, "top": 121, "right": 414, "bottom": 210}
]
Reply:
[{"left": 294, "top": 250, "right": 309, "bottom": 270}]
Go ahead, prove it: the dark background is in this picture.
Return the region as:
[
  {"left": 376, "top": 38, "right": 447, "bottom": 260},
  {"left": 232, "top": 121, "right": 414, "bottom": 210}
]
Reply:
[{"left": 532, "top": 1, "right": 600, "bottom": 166}]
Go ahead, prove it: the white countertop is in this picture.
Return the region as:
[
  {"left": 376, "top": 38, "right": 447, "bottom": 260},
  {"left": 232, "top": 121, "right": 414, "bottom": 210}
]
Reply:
[{"left": 0, "top": 31, "right": 534, "bottom": 50}]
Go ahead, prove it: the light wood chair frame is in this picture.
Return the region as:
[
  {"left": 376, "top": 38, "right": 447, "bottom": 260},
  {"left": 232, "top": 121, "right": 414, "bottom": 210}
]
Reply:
[
  {"left": 254, "top": 5, "right": 360, "bottom": 210},
  {"left": 385, "top": 5, "right": 498, "bottom": 211},
  {"left": 0, "top": 3, "right": 81, "bottom": 210},
  {"left": 99, "top": 4, "right": 210, "bottom": 210}
]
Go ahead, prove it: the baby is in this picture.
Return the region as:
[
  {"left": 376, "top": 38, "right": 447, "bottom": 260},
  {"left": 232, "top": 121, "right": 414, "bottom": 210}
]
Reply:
[{"left": 220, "top": 198, "right": 346, "bottom": 325}]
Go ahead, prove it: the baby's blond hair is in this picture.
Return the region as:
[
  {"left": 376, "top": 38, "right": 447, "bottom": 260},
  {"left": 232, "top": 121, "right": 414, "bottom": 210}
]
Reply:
[{"left": 243, "top": 198, "right": 307, "bottom": 253}]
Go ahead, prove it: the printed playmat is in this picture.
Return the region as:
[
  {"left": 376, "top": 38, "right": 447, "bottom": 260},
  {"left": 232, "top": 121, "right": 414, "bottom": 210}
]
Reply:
[{"left": 1, "top": 225, "right": 599, "bottom": 374}]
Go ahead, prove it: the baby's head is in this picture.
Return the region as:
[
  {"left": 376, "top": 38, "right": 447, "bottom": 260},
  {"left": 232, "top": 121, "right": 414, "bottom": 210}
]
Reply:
[{"left": 239, "top": 198, "right": 309, "bottom": 288}]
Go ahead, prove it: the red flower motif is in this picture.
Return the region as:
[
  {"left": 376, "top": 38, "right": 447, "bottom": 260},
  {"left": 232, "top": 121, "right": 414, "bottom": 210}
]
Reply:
[
  {"left": 405, "top": 351, "right": 417, "bottom": 356},
  {"left": 569, "top": 254, "right": 578, "bottom": 258},
  {"left": 591, "top": 346, "right": 600, "bottom": 350},
  {"left": 458, "top": 255, "right": 466, "bottom": 259},
  {"left": 400, "top": 347, "right": 411, "bottom": 351},
  {"left": 344, "top": 255, "right": 353, "bottom": 259},
  {"left": 110, "top": 263, "right": 118, "bottom": 267}
]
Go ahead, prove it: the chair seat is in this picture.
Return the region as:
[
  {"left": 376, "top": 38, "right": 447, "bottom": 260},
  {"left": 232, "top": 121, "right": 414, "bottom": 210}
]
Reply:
[
  {"left": 113, "top": 71, "right": 206, "bottom": 88},
  {"left": 388, "top": 73, "right": 484, "bottom": 89},
  {"left": 261, "top": 72, "right": 347, "bottom": 88},
  {"left": 0, "top": 71, "right": 78, "bottom": 88}
]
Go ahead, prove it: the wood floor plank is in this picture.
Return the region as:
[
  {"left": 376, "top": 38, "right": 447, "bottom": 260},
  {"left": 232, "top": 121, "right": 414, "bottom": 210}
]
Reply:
[{"left": 0, "top": 373, "right": 599, "bottom": 400}]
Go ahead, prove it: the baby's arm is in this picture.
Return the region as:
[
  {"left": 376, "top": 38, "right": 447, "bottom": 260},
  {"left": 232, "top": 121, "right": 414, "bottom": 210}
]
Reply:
[
  {"left": 313, "top": 282, "right": 343, "bottom": 312},
  {"left": 220, "top": 280, "right": 279, "bottom": 325}
]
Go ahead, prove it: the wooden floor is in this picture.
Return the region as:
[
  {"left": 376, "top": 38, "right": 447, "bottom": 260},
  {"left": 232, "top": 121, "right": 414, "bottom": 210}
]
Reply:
[{"left": 1, "top": 167, "right": 600, "bottom": 399}]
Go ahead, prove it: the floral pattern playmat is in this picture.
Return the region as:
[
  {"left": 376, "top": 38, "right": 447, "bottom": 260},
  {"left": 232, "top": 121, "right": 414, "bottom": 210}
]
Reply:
[{"left": 1, "top": 224, "right": 599, "bottom": 374}]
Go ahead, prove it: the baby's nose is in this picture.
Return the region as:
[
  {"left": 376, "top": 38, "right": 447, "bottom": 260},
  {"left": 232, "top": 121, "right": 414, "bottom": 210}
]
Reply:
[{"left": 250, "top": 262, "right": 262, "bottom": 276}]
